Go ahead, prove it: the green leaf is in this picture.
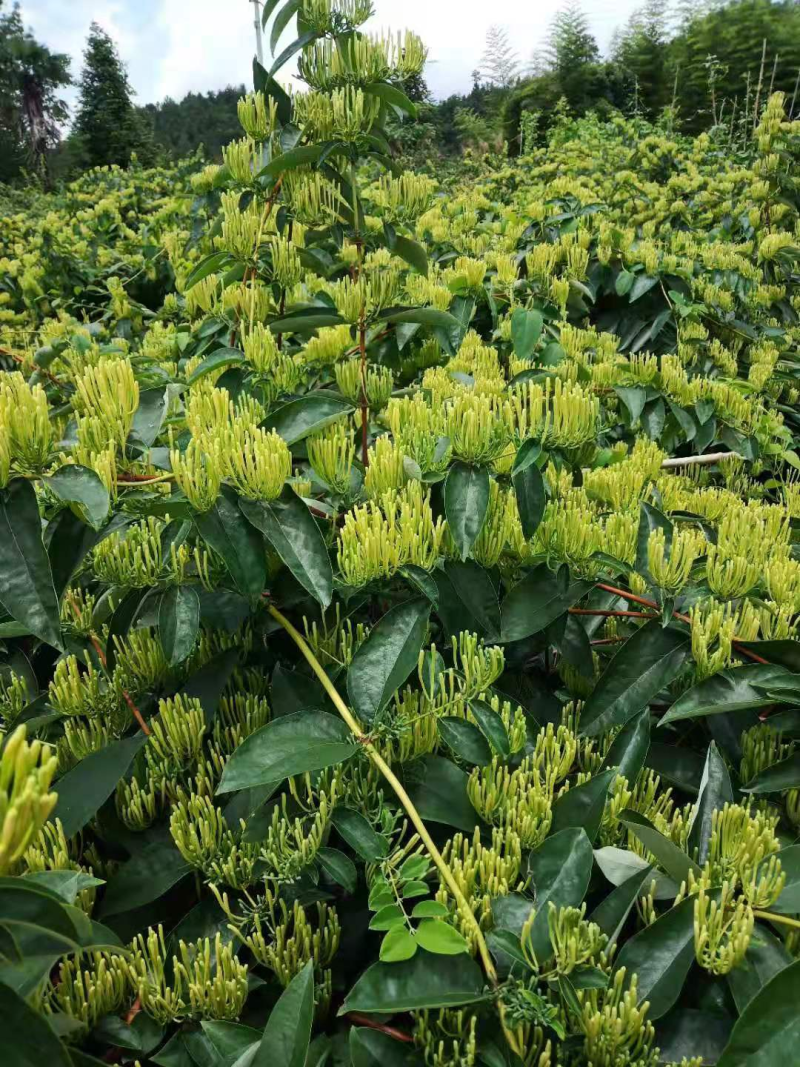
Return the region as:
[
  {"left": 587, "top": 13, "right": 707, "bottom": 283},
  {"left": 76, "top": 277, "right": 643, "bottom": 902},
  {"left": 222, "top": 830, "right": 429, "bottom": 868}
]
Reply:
[
  {"left": 349, "top": 1028, "right": 416, "bottom": 1067},
  {"left": 380, "top": 926, "right": 418, "bottom": 962},
  {"left": 184, "top": 251, "right": 232, "bottom": 290},
  {"left": 261, "top": 393, "right": 351, "bottom": 444},
  {"left": 268, "top": 311, "right": 345, "bottom": 333},
  {"left": 614, "top": 895, "right": 696, "bottom": 1020},
  {"left": 415, "top": 920, "right": 469, "bottom": 956},
  {"left": 727, "top": 925, "right": 793, "bottom": 1013},
  {"left": 770, "top": 845, "right": 800, "bottom": 915},
  {"left": 635, "top": 502, "right": 672, "bottom": 582},
  {"left": 316, "top": 847, "right": 357, "bottom": 893},
  {"left": 742, "top": 752, "right": 800, "bottom": 793},
  {"left": 217, "top": 711, "right": 358, "bottom": 793},
  {"left": 512, "top": 452, "right": 546, "bottom": 540},
  {"left": 269, "top": 0, "right": 298, "bottom": 52},
  {"left": 688, "top": 741, "right": 733, "bottom": 865},
  {"left": 99, "top": 840, "right": 191, "bottom": 918},
  {"left": 392, "top": 235, "right": 428, "bottom": 276},
  {"left": 253, "top": 961, "right": 313, "bottom": 1067},
  {"left": 437, "top": 560, "right": 501, "bottom": 642},
  {"left": 629, "top": 274, "right": 659, "bottom": 301},
  {"left": 370, "top": 905, "right": 405, "bottom": 931},
  {"left": 187, "top": 348, "right": 245, "bottom": 384},
  {"left": 525, "top": 828, "right": 593, "bottom": 959},
  {"left": 580, "top": 621, "right": 691, "bottom": 737},
  {"left": 332, "top": 807, "right": 388, "bottom": 862},
  {"left": 444, "top": 463, "right": 490, "bottom": 561},
  {"left": 378, "top": 307, "right": 461, "bottom": 329},
  {"left": 615, "top": 269, "right": 635, "bottom": 295},
  {"left": 438, "top": 716, "right": 492, "bottom": 765},
  {"left": 21, "top": 870, "right": 104, "bottom": 905},
  {"left": 340, "top": 953, "right": 485, "bottom": 1013},
  {"left": 735, "top": 641, "right": 800, "bottom": 672},
  {"left": 53, "top": 733, "right": 148, "bottom": 838},
  {"left": 510, "top": 307, "right": 543, "bottom": 359},
  {"left": 716, "top": 957, "right": 800, "bottom": 1066},
  {"left": 131, "top": 387, "right": 170, "bottom": 449},
  {"left": 159, "top": 585, "right": 200, "bottom": 666},
  {"left": 618, "top": 810, "right": 700, "bottom": 884},
  {"left": 347, "top": 599, "right": 430, "bottom": 722},
  {"left": 660, "top": 664, "right": 789, "bottom": 725},
  {"left": 590, "top": 867, "right": 654, "bottom": 945},
  {"left": 602, "top": 709, "right": 650, "bottom": 782},
  {"left": 469, "top": 699, "right": 510, "bottom": 758},
  {"left": 45, "top": 465, "right": 110, "bottom": 529},
  {"left": 615, "top": 386, "right": 647, "bottom": 425},
  {"left": 412, "top": 901, "right": 449, "bottom": 919},
  {"left": 269, "top": 29, "right": 318, "bottom": 77},
  {"left": 501, "top": 565, "right": 592, "bottom": 642},
  {"left": 195, "top": 488, "right": 266, "bottom": 601},
  {"left": 240, "top": 489, "right": 332, "bottom": 607},
  {"left": 259, "top": 143, "right": 325, "bottom": 179},
  {"left": 406, "top": 755, "right": 480, "bottom": 832},
  {"left": 364, "top": 81, "right": 417, "bottom": 117},
  {"left": 0, "top": 982, "right": 72, "bottom": 1067},
  {"left": 550, "top": 768, "right": 616, "bottom": 842},
  {"left": 0, "top": 479, "right": 62, "bottom": 648}
]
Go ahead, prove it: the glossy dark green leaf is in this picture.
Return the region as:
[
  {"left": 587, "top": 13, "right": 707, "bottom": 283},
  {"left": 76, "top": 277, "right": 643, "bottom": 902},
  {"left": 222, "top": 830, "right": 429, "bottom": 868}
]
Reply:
[
  {"left": 512, "top": 453, "right": 546, "bottom": 541},
  {"left": 688, "top": 742, "right": 733, "bottom": 865},
  {"left": 195, "top": 487, "right": 266, "bottom": 600},
  {"left": 526, "top": 828, "right": 593, "bottom": 959},
  {"left": 580, "top": 621, "right": 691, "bottom": 737},
  {"left": 660, "top": 664, "right": 790, "bottom": 725},
  {"left": 45, "top": 465, "right": 110, "bottom": 529},
  {"left": 0, "top": 981, "right": 72, "bottom": 1067},
  {"left": 99, "top": 840, "right": 191, "bottom": 918},
  {"left": 261, "top": 393, "right": 351, "bottom": 444},
  {"left": 735, "top": 641, "right": 800, "bottom": 672},
  {"left": 201, "top": 1021, "right": 261, "bottom": 1067},
  {"left": 53, "top": 733, "right": 148, "bottom": 838},
  {"left": 437, "top": 560, "right": 501, "bottom": 642},
  {"left": 364, "top": 80, "right": 418, "bottom": 117},
  {"left": 618, "top": 810, "right": 700, "bottom": 884},
  {"left": 717, "top": 958, "right": 800, "bottom": 1066},
  {"left": 347, "top": 599, "right": 430, "bottom": 722},
  {"left": 21, "top": 870, "right": 104, "bottom": 905},
  {"left": 727, "top": 924, "right": 793, "bottom": 1013},
  {"left": 657, "top": 1008, "right": 732, "bottom": 1067},
  {"left": 407, "top": 755, "right": 480, "bottom": 832},
  {"left": 378, "top": 307, "right": 461, "bottom": 329},
  {"left": 259, "top": 143, "right": 325, "bottom": 179},
  {"left": 253, "top": 960, "right": 313, "bottom": 1067},
  {"left": 317, "top": 847, "right": 357, "bottom": 893},
  {"left": 131, "top": 387, "right": 170, "bottom": 448},
  {"left": 217, "top": 711, "right": 357, "bottom": 793},
  {"left": 635, "top": 502, "right": 672, "bottom": 580},
  {"left": 742, "top": 751, "right": 800, "bottom": 793},
  {"left": 444, "top": 462, "right": 490, "bottom": 560},
  {"left": 770, "top": 845, "right": 800, "bottom": 914},
  {"left": 510, "top": 307, "right": 543, "bottom": 359},
  {"left": 240, "top": 489, "right": 332, "bottom": 607},
  {"left": 158, "top": 585, "right": 200, "bottom": 666},
  {"left": 184, "top": 251, "right": 232, "bottom": 290},
  {"left": 349, "top": 1028, "right": 417, "bottom": 1067},
  {"left": 340, "top": 952, "right": 485, "bottom": 1013},
  {"left": 331, "top": 807, "right": 389, "bottom": 862},
  {"left": 469, "top": 699, "right": 510, "bottom": 757},
  {"left": 603, "top": 709, "right": 650, "bottom": 782},
  {"left": 550, "top": 768, "right": 616, "bottom": 842},
  {"left": 392, "top": 235, "right": 428, "bottom": 275},
  {"left": 590, "top": 866, "right": 654, "bottom": 945},
  {"left": 438, "top": 716, "right": 492, "bottom": 765},
  {"left": 187, "top": 348, "right": 245, "bottom": 384},
  {"left": 614, "top": 896, "right": 697, "bottom": 1020},
  {"left": 500, "top": 565, "right": 593, "bottom": 643},
  {"left": 0, "top": 479, "right": 62, "bottom": 648},
  {"left": 616, "top": 386, "right": 647, "bottom": 424}
]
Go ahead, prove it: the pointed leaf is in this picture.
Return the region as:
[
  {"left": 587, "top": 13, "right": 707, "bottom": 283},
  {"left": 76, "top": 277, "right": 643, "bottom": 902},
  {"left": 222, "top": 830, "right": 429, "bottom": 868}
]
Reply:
[
  {"left": 0, "top": 479, "right": 61, "bottom": 648},
  {"left": 717, "top": 957, "right": 800, "bottom": 1066},
  {"left": 501, "top": 565, "right": 592, "bottom": 642},
  {"left": 614, "top": 896, "right": 697, "bottom": 1020},
  {"left": 159, "top": 585, "right": 200, "bottom": 666},
  {"left": 45, "top": 465, "right": 109, "bottom": 529},
  {"left": 525, "top": 828, "right": 593, "bottom": 959},
  {"left": 347, "top": 599, "right": 430, "bottom": 722},
  {"left": 254, "top": 961, "right": 313, "bottom": 1067},
  {"left": 340, "top": 953, "right": 485, "bottom": 1013},
  {"left": 52, "top": 733, "right": 148, "bottom": 838},
  {"left": 512, "top": 455, "right": 546, "bottom": 540},
  {"left": 195, "top": 488, "right": 266, "bottom": 600}
]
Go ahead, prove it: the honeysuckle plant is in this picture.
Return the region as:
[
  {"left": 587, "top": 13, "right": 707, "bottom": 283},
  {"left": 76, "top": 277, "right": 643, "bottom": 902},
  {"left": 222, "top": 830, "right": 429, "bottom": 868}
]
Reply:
[{"left": 3, "top": 2, "right": 800, "bottom": 1065}]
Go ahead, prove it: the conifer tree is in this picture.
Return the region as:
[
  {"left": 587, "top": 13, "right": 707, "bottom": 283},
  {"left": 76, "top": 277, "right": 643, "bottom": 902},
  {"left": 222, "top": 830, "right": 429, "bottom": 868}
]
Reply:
[
  {"left": 478, "top": 25, "right": 520, "bottom": 89},
  {"left": 74, "top": 22, "right": 152, "bottom": 168}
]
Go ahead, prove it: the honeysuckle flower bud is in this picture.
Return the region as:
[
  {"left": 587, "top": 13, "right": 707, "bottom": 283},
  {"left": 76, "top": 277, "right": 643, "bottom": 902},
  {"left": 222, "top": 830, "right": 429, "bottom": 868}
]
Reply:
[
  {"left": 171, "top": 437, "right": 223, "bottom": 512},
  {"left": 93, "top": 515, "right": 166, "bottom": 588},
  {"left": 73, "top": 357, "right": 139, "bottom": 452},
  {"left": 415, "top": 1009, "right": 477, "bottom": 1067},
  {"left": 364, "top": 435, "right": 407, "bottom": 497},
  {"left": 468, "top": 755, "right": 554, "bottom": 849},
  {"left": 0, "top": 372, "right": 52, "bottom": 473},
  {"left": 219, "top": 191, "right": 262, "bottom": 261},
  {"left": 435, "top": 827, "right": 522, "bottom": 945},
  {"left": 116, "top": 774, "right": 165, "bottom": 831},
  {"left": 47, "top": 951, "right": 129, "bottom": 1032},
  {"left": 645, "top": 525, "right": 706, "bottom": 594},
  {"left": 237, "top": 91, "right": 278, "bottom": 140},
  {"left": 221, "top": 425, "right": 291, "bottom": 501},
  {"left": 694, "top": 881, "right": 753, "bottom": 975},
  {"left": 335, "top": 358, "right": 393, "bottom": 408},
  {"left": 308, "top": 421, "right": 355, "bottom": 495},
  {"left": 146, "top": 695, "right": 206, "bottom": 777},
  {"left": 580, "top": 968, "right": 656, "bottom": 1067},
  {"left": 0, "top": 725, "right": 58, "bottom": 875}
]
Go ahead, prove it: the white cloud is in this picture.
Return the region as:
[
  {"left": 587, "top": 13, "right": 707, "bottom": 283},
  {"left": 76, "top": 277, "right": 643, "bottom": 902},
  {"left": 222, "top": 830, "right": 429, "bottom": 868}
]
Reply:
[{"left": 19, "top": 0, "right": 645, "bottom": 107}]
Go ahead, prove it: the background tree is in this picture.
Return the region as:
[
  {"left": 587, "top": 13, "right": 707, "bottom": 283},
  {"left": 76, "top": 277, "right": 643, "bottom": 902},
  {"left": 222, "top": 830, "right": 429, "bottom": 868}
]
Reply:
[
  {"left": 0, "top": 0, "right": 71, "bottom": 183},
  {"left": 478, "top": 25, "right": 520, "bottom": 89},
  {"left": 542, "top": 1, "right": 602, "bottom": 110},
  {"left": 73, "top": 22, "right": 154, "bottom": 169},
  {"left": 613, "top": 0, "right": 671, "bottom": 115}
]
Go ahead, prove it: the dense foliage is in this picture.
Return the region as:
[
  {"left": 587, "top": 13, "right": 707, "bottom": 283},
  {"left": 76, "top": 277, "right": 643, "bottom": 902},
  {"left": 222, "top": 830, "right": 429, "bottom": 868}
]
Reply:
[{"left": 2, "top": 1, "right": 800, "bottom": 1065}]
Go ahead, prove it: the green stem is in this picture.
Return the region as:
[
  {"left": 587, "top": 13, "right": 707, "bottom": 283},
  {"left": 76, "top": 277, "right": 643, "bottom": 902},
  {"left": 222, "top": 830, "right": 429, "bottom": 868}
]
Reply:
[
  {"left": 266, "top": 605, "right": 500, "bottom": 982},
  {"left": 753, "top": 910, "right": 800, "bottom": 930}
]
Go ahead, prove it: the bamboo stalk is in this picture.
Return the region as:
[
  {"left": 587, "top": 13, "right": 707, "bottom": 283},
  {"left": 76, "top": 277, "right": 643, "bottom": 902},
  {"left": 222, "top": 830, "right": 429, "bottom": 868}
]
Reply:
[{"left": 660, "top": 451, "right": 739, "bottom": 469}]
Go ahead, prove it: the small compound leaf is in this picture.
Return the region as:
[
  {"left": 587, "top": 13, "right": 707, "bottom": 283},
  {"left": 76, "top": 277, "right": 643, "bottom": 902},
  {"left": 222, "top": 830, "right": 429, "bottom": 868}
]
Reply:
[{"left": 415, "top": 920, "right": 469, "bottom": 956}]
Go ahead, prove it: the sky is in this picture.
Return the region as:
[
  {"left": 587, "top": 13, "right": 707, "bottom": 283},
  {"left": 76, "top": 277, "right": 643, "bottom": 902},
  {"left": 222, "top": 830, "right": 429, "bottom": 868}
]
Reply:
[{"left": 17, "top": 0, "right": 646, "bottom": 112}]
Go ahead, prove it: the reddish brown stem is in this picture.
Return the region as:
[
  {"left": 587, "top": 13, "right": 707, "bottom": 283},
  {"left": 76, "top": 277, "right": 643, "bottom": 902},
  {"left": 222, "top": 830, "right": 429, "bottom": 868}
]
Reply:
[
  {"left": 594, "top": 582, "right": 770, "bottom": 665},
  {"left": 359, "top": 314, "right": 369, "bottom": 467},
  {"left": 122, "top": 690, "right": 151, "bottom": 736},
  {"left": 591, "top": 637, "right": 627, "bottom": 646},
  {"left": 346, "top": 1013, "right": 413, "bottom": 1043},
  {"left": 569, "top": 608, "right": 658, "bottom": 620}
]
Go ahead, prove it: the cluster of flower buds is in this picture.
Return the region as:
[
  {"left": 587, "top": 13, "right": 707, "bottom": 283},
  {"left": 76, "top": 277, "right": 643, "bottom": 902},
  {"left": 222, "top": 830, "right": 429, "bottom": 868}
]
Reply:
[
  {"left": 414, "top": 1008, "right": 478, "bottom": 1067},
  {"left": 0, "top": 726, "right": 58, "bottom": 875}
]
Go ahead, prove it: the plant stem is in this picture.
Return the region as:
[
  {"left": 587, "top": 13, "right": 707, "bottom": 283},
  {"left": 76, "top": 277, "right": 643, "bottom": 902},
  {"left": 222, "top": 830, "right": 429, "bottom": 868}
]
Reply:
[
  {"left": 753, "top": 910, "right": 800, "bottom": 930},
  {"left": 266, "top": 603, "right": 503, "bottom": 985}
]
